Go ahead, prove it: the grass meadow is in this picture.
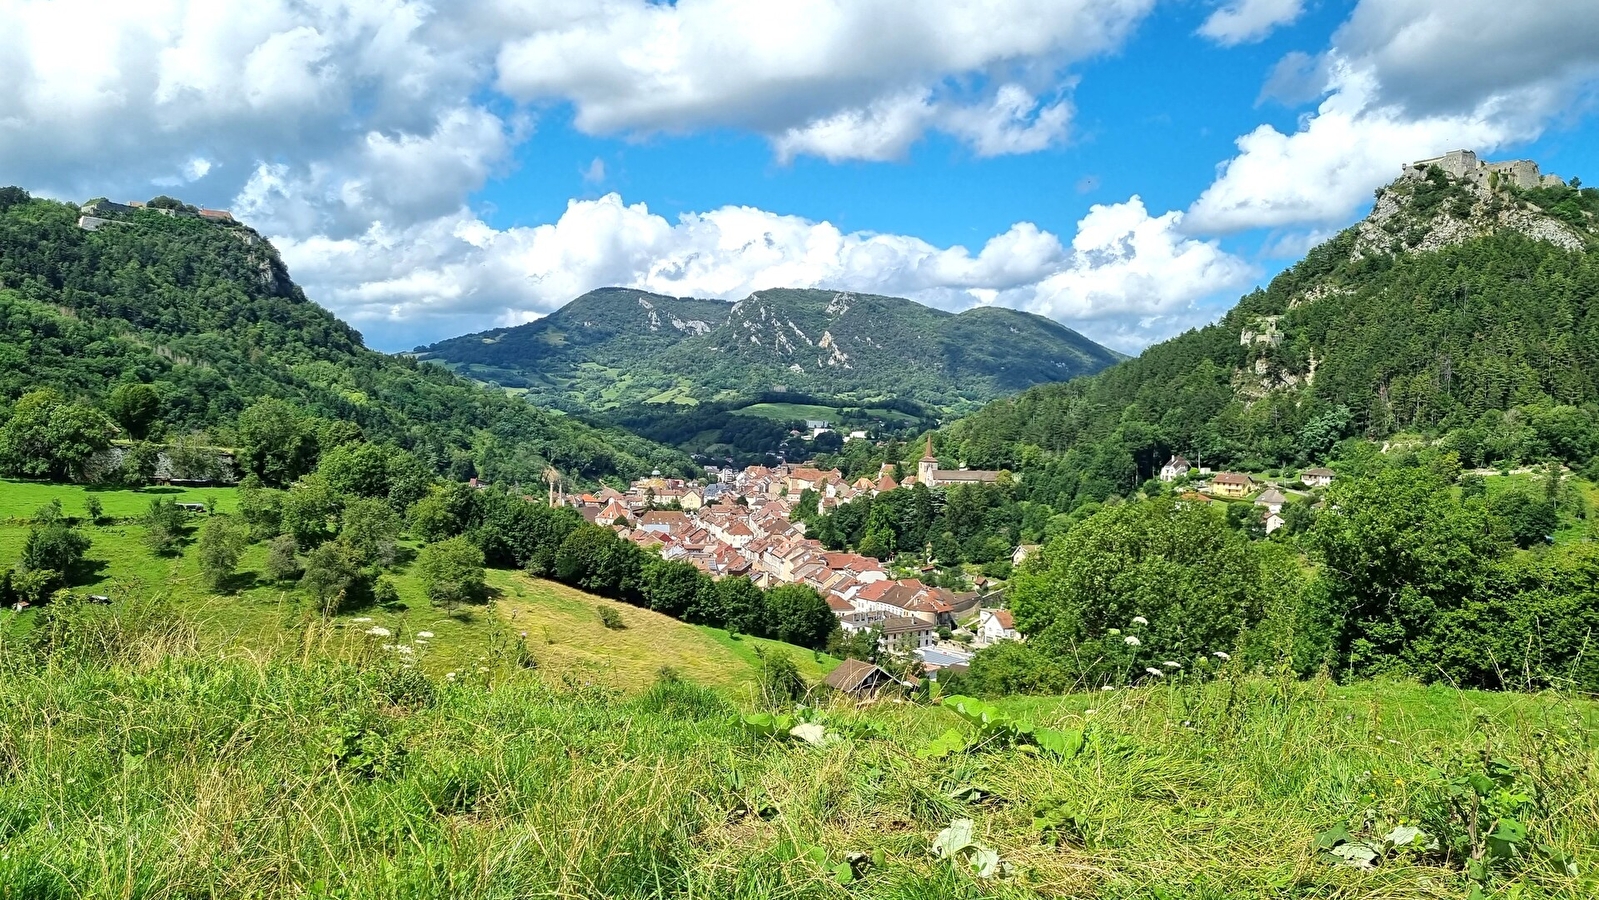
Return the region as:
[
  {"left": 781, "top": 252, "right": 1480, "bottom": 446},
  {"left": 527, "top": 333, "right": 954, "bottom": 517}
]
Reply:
[{"left": 2, "top": 479, "right": 1598, "bottom": 898}]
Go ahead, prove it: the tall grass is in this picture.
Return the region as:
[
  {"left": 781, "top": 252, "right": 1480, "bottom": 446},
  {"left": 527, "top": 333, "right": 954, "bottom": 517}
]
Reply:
[{"left": 1, "top": 598, "right": 1595, "bottom": 898}]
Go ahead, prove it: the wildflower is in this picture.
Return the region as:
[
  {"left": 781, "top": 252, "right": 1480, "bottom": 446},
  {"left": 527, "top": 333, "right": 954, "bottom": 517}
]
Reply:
[
  {"left": 1124, "top": 635, "right": 1141, "bottom": 646},
  {"left": 1212, "top": 650, "right": 1231, "bottom": 661},
  {"left": 1163, "top": 661, "right": 1181, "bottom": 669},
  {"left": 365, "top": 626, "right": 392, "bottom": 638},
  {"left": 416, "top": 631, "right": 435, "bottom": 639},
  {"left": 352, "top": 617, "right": 374, "bottom": 623},
  {"left": 445, "top": 672, "right": 457, "bottom": 680},
  {"left": 1107, "top": 628, "right": 1121, "bottom": 636},
  {"left": 1131, "top": 615, "right": 1148, "bottom": 625},
  {"left": 1084, "top": 708, "right": 1097, "bottom": 716},
  {"left": 1101, "top": 685, "right": 1115, "bottom": 691},
  {"left": 394, "top": 645, "right": 414, "bottom": 656},
  {"left": 477, "top": 666, "right": 489, "bottom": 673},
  {"left": 1144, "top": 667, "right": 1163, "bottom": 677}
]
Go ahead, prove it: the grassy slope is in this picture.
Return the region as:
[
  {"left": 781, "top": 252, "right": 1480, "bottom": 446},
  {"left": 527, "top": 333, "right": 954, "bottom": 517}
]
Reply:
[
  {"left": 0, "top": 480, "right": 835, "bottom": 693},
  {"left": 493, "top": 573, "right": 837, "bottom": 700},
  {"left": 0, "top": 628, "right": 1594, "bottom": 899}
]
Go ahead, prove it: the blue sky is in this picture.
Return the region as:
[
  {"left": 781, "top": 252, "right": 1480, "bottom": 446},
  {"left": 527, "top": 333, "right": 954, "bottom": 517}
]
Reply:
[{"left": 4, "top": 0, "right": 1599, "bottom": 353}]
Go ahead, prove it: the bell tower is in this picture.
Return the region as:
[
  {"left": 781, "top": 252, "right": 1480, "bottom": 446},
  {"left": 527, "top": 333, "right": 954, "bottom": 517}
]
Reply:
[{"left": 918, "top": 435, "right": 938, "bottom": 486}]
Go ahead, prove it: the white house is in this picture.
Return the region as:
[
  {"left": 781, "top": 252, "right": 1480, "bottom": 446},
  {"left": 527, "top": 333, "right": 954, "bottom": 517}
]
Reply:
[
  {"left": 1011, "top": 544, "right": 1041, "bottom": 566},
  {"left": 1302, "top": 467, "right": 1335, "bottom": 488},
  {"left": 976, "top": 609, "right": 1021, "bottom": 645},
  {"left": 1265, "top": 510, "right": 1286, "bottom": 534},
  {"left": 1159, "top": 454, "right": 1192, "bottom": 482},
  {"left": 880, "top": 616, "right": 937, "bottom": 650},
  {"left": 1255, "top": 489, "right": 1288, "bottom": 514}
]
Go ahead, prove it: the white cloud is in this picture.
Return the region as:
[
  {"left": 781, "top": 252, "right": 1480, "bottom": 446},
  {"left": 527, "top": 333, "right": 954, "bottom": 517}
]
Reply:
[
  {"left": 495, "top": 0, "right": 1153, "bottom": 160},
  {"left": 277, "top": 192, "right": 1253, "bottom": 352},
  {"left": 1198, "top": 0, "right": 1304, "bottom": 47},
  {"left": 581, "top": 157, "right": 606, "bottom": 184},
  {"left": 1190, "top": 0, "right": 1599, "bottom": 233}
]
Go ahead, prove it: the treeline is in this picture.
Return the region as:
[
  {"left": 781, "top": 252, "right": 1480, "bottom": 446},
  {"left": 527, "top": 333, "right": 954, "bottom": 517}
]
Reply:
[
  {"left": 947, "top": 451, "right": 1599, "bottom": 696},
  {"left": 400, "top": 484, "right": 837, "bottom": 649},
  {"left": 795, "top": 480, "right": 1051, "bottom": 576},
  {"left": 0, "top": 189, "right": 686, "bottom": 486}
]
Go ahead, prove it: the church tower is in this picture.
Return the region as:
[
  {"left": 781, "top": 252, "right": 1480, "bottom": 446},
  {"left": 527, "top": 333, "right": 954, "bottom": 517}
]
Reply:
[{"left": 918, "top": 435, "right": 938, "bottom": 486}]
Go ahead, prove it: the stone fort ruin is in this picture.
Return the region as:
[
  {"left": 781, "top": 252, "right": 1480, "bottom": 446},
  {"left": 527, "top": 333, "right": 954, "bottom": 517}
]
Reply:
[{"left": 1401, "top": 150, "right": 1565, "bottom": 189}]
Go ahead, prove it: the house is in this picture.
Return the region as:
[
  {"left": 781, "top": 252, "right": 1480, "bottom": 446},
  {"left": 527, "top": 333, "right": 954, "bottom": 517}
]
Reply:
[
  {"left": 638, "top": 510, "right": 689, "bottom": 535},
  {"left": 197, "top": 208, "right": 235, "bottom": 222},
  {"left": 880, "top": 615, "right": 938, "bottom": 650},
  {"left": 1159, "top": 454, "right": 1191, "bottom": 482},
  {"left": 1254, "top": 489, "right": 1288, "bottom": 514},
  {"left": 1265, "top": 510, "right": 1287, "bottom": 534},
  {"left": 1302, "top": 467, "right": 1335, "bottom": 488},
  {"left": 823, "top": 659, "right": 903, "bottom": 698},
  {"left": 1011, "top": 544, "right": 1040, "bottom": 566},
  {"left": 1209, "top": 472, "right": 1253, "bottom": 498},
  {"left": 976, "top": 609, "right": 1021, "bottom": 645}
]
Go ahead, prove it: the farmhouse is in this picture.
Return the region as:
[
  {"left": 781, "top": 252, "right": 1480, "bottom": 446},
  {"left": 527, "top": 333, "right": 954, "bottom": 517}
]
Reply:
[
  {"left": 1159, "top": 454, "right": 1191, "bottom": 482},
  {"left": 1208, "top": 472, "right": 1253, "bottom": 498},
  {"left": 1302, "top": 467, "right": 1335, "bottom": 488}
]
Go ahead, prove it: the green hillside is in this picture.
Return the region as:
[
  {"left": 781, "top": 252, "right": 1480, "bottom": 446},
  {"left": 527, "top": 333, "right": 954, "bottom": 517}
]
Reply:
[
  {"left": 419, "top": 286, "right": 1123, "bottom": 415},
  {"left": 0, "top": 189, "right": 687, "bottom": 485},
  {"left": 936, "top": 165, "right": 1599, "bottom": 496},
  {"left": 4, "top": 605, "right": 1595, "bottom": 898}
]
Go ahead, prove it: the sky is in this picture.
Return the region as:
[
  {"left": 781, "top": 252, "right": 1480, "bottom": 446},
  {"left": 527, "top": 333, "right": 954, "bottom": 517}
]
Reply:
[{"left": 4, "top": 1, "right": 1599, "bottom": 354}]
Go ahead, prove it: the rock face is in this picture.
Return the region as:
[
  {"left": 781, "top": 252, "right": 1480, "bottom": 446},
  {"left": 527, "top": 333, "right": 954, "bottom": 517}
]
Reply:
[{"left": 1355, "top": 153, "right": 1587, "bottom": 260}]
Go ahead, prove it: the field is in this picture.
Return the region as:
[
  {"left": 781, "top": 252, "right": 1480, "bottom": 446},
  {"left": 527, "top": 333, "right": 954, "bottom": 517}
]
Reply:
[
  {"left": 494, "top": 574, "right": 838, "bottom": 699},
  {"left": 0, "top": 480, "right": 831, "bottom": 689},
  {"left": 732, "top": 401, "right": 920, "bottom": 426},
  {"left": 1, "top": 605, "right": 1595, "bottom": 899}
]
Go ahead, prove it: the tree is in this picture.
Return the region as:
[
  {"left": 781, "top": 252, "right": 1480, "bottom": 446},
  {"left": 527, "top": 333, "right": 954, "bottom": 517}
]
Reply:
[
  {"left": 1307, "top": 456, "right": 1507, "bottom": 678},
  {"left": 237, "top": 399, "right": 319, "bottom": 487},
  {"left": 1487, "top": 486, "right": 1558, "bottom": 549},
  {"left": 0, "top": 390, "right": 118, "bottom": 482},
  {"left": 281, "top": 474, "right": 339, "bottom": 549},
  {"left": 20, "top": 518, "right": 91, "bottom": 595},
  {"left": 197, "top": 515, "right": 248, "bottom": 590},
  {"left": 763, "top": 584, "right": 837, "bottom": 650},
  {"left": 144, "top": 498, "right": 188, "bottom": 555},
  {"left": 1009, "top": 498, "right": 1280, "bottom": 685},
  {"left": 83, "top": 495, "right": 102, "bottom": 523},
  {"left": 118, "top": 442, "right": 159, "bottom": 486},
  {"left": 263, "top": 534, "right": 300, "bottom": 582},
  {"left": 107, "top": 383, "right": 161, "bottom": 440},
  {"left": 300, "top": 538, "right": 366, "bottom": 615},
  {"left": 416, "top": 537, "right": 487, "bottom": 612},
  {"left": 339, "top": 497, "right": 400, "bottom": 568}
]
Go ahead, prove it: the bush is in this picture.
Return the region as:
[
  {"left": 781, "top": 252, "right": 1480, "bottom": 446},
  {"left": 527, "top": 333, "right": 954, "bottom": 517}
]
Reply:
[
  {"left": 756, "top": 649, "right": 807, "bottom": 708},
  {"left": 597, "top": 605, "right": 626, "bottom": 630}
]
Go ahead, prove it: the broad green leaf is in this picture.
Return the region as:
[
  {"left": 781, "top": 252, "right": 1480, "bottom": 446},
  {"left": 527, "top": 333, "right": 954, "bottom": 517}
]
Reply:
[
  {"left": 932, "top": 818, "right": 975, "bottom": 858},
  {"left": 916, "top": 728, "right": 969, "bottom": 760}
]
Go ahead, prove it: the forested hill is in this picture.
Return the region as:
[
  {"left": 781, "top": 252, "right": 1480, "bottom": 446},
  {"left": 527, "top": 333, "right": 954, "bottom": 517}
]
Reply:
[
  {"left": 0, "top": 189, "right": 689, "bottom": 484},
  {"left": 936, "top": 161, "right": 1599, "bottom": 504},
  {"left": 419, "top": 286, "right": 1123, "bottom": 413}
]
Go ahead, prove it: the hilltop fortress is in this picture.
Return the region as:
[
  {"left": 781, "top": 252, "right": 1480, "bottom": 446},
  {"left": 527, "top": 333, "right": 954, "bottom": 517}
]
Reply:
[{"left": 1401, "top": 149, "right": 1565, "bottom": 189}]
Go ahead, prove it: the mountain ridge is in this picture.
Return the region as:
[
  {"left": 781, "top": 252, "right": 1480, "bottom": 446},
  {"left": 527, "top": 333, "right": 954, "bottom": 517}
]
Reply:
[{"left": 419, "top": 286, "right": 1124, "bottom": 414}]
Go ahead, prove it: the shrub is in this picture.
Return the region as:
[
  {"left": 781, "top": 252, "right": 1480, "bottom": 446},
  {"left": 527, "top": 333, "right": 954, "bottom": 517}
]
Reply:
[
  {"left": 263, "top": 534, "right": 300, "bottom": 582},
  {"left": 597, "top": 605, "right": 626, "bottom": 630}
]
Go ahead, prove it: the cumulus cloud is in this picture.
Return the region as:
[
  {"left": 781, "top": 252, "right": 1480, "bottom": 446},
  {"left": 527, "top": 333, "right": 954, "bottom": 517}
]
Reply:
[
  {"left": 1190, "top": 0, "right": 1599, "bottom": 233},
  {"left": 275, "top": 192, "right": 1252, "bottom": 352},
  {"left": 1197, "top": 0, "right": 1304, "bottom": 47},
  {"left": 495, "top": 0, "right": 1151, "bottom": 160}
]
